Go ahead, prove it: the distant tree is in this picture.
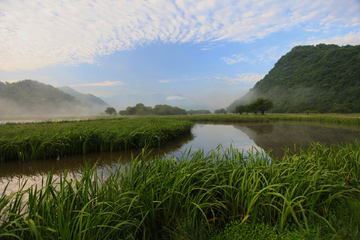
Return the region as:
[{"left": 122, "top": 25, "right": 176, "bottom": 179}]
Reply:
[
  {"left": 105, "top": 107, "right": 117, "bottom": 115},
  {"left": 246, "top": 103, "right": 259, "bottom": 115},
  {"left": 250, "top": 98, "right": 274, "bottom": 115},
  {"left": 233, "top": 105, "right": 247, "bottom": 115},
  {"left": 187, "top": 109, "right": 211, "bottom": 115},
  {"left": 214, "top": 108, "right": 226, "bottom": 114},
  {"left": 153, "top": 104, "right": 187, "bottom": 115},
  {"left": 119, "top": 103, "right": 153, "bottom": 115}
]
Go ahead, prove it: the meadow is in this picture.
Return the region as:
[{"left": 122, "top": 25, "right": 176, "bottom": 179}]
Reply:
[{"left": 0, "top": 142, "right": 359, "bottom": 239}]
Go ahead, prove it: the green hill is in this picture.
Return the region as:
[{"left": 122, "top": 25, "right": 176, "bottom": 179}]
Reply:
[
  {"left": 227, "top": 44, "right": 360, "bottom": 113},
  {"left": 0, "top": 80, "right": 98, "bottom": 116}
]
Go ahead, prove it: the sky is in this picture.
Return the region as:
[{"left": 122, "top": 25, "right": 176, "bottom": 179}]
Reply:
[{"left": 1, "top": 0, "right": 360, "bottom": 108}]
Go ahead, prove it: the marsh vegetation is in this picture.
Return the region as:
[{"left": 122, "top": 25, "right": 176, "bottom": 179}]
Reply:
[
  {"left": 1, "top": 142, "right": 360, "bottom": 239},
  {"left": 1, "top": 114, "right": 360, "bottom": 239},
  {"left": 0, "top": 117, "right": 193, "bottom": 161}
]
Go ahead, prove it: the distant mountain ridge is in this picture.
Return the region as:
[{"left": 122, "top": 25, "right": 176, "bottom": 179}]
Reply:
[
  {"left": 0, "top": 80, "right": 108, "bottom": 116},
  {"left": 0, "top": 80, "right": 213, "bottom": 116},
  {"left": 227, "top": 44, "right": 360, "bottom": 113},
  {"left": 58, "top": 86, "right": 109, "bottom": 114}
]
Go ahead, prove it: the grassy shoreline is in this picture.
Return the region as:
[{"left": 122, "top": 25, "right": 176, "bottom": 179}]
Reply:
[
  {"left": 1, "top": 142, "right": 359, "bottom": 239},
  {"left": 168, "top": 113, "right": 360, "bottom": 125},
  {"left": 1, "top": 113, "right": 360, "bottom": 162}
]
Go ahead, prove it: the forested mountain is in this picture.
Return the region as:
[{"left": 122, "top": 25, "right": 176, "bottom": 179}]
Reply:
[
  {"left": 227, "top": 44, "right": 360, "bottom": 113},
  {"left": 0, "top": 80, "right": 101, "bottom": 116}
]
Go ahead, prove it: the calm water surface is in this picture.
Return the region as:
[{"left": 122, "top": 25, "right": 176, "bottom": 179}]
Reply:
[{"left": 1, "top": 122, "right": 360, "bottom": 194}]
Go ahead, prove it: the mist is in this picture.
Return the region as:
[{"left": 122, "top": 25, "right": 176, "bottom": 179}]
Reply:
[{"left": 0, "top": 98, "right": 105, "bottom": 118}]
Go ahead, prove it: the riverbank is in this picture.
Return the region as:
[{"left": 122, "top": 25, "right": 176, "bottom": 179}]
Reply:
[
  {"left": 0, "top": 117, "right": 194, "bottom": 161},
  {"left": 1, "top": 142, "right": 359, "bottom": 239},
  {"left": 169, "top": 113, "right": 360, "bottom": 124}
]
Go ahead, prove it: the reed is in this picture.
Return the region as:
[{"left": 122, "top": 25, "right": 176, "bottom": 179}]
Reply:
[
  {"left": 0, "top": 117, "right": 194, "bottom": 162},
  {"left": 1, "top": 142, "right": 359, "bottom": 239}
]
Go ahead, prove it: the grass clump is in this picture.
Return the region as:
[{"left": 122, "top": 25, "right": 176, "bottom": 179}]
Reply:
[
  {"left": 0, "top": 141, "right": 360, "bottom": 239},
  {"left": 211, "top": 220, "right": 280, "bottom": 240}
]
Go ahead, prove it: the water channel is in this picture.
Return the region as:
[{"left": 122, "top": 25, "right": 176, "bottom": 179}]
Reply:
[{"left": 1, "top": 121, "right": 360, "bottom": 194}]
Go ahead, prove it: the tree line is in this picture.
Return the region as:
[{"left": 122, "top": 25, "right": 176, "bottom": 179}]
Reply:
[
  {"left": 187, "top": 109, "right": 212, "bottom": 115},
  {"left": 114, "top": 103, "right": 187, "bottom": 116},
  {"left": 105, "top": 100, "right": 274, "bottom": 116}
]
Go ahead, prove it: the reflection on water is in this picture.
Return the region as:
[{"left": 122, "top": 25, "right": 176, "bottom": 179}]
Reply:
[
  {"left": 1, "top": 122, "right": 360, "bottom": 194},
  {"left": 236, "top": 122, "right": 360, "bottom": 159}
]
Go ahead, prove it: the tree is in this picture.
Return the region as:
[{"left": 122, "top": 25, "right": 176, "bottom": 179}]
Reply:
[
  {"left": 246, "top": 103, "right": 259, "bottom": 115},
  {"left": 105, "top": 107, "right": 117, "bottom": 115},
  {"left": 153, "top": 104, "right": 187, "bottom": 115},
  {"left": 251, "top": 98, "right": 274, "bottom": 115},
  {"left": 215, "top": 108, "right": 227, "bottom": 114},
  {"left": 233, "top": 105, "right": 247, "bottom": 115}
]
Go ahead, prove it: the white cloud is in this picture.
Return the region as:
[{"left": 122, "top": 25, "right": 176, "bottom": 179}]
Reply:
[
  {"left": 159, "top": 79, "right": 176, "bottom": 83},
  {"left": 303, "top": 31, "right": 360, "bottom": 46},
  {"left": 166, "top": 95, "right": 187, "bottom": 101},
  {"left": 255, "top": 46, "right": 286, "bottom": 63},
  {"left": 70, "top": 81, "right": 125, "bottom": 87},
  {"left": 222, "top": 73, "right": 265, "bottom": 84},
  {"left": 1, "top": 0, "right": 359, "bottom": 71},
  {"left": 221, "top": 54, "right": 250, "bottom": 64}
]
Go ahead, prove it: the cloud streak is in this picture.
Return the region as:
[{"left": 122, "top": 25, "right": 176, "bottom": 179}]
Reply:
[
  {"left": 222, "top": 73, "right": 266, "bottom": 84},
  {"left": 221, "top": 54, "right": 250, "bottom": 64},
  {"left": 166, "top": 95, "right": 187, "bottom": 101},
  {"left": 159, "top": 79, "right": 177, "bottom": 83},
  {"left": 303, "top": 31, "right": 360, "bottom": 46},
  {"left": 1, "top": 0, "right": 359, "bottom": 71},
  {"left": 70, "top": 81, "right": 125, "bottom": 87}
]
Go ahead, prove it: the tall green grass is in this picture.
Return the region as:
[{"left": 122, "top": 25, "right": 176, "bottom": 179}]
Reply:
[
  {"left": 0, "top": 118, "right": 194, "bottom": 161},
  {"left": 1, "top": 142, "right": 359, "bottom": 239}
]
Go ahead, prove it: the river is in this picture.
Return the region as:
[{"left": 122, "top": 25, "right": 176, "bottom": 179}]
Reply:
[{"left": 1, "top": 121, "right": 360, "bottom": 194}]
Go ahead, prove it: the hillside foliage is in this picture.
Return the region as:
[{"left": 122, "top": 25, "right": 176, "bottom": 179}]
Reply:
[{"left": 227, "top": 44, "right": 360, "bottom": 113}]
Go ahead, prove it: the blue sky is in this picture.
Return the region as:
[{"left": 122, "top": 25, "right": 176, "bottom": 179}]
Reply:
[{"left": 1, "top": 0, "right": 360, "bottom": 108}]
